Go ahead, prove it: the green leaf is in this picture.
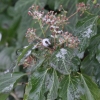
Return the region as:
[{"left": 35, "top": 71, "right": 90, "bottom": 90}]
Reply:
[
  {"left": 50, "top": 48, "right": 78, "bottom": 75},
  {"left": 81, "top": 55, "right": 100, "bottom": 87},
  {"left": 0, "top": 73, "right": 26, "bottom": 93},
  {"left": 81, "top": 55, "right": 99, "bottom": 75},
  {"left": 30, "top": 58, "right": 45, "bottom": 73},
  {"left": 47, "top": 70, "right": 59, "bottom": 100},
  {"left": 59, "top": 75, "right": 83, "bottom": 100},
  {"left": 23, "top": 81, "right": 32, "bottom": 100},
  {"left": 0, "top": 2, "right": 8, "bottom": 13},
  {"left": 88, "top": 34, "right": 100, "bottom": 58},
  {"left": 59, "top": 74, "right": 100, "bottom": 100},
  {"left": 8, "top": 16, "right": 21, "bottom": 37},
  {"left": 87, "top": 0, "right": 100, "bottom": 15},
  {"left": 75, "top": 16, "right": 98, "bottom": 52},
  {"left": 96, "top": 44, "right": 100, "bottom": 63},
  {"left": 29, "top": 69, "right": 48, "bottom": 100},
  {"left": 96, "top": 52, "right": 100, "bottom": 63},
  {"left": 0, "top": 93, "right": 9, "bottom": 100},
  {"left": 80, "top": 74, "right": 100, "bottom": 100},
  {"left": 17, "top": 44, "right": 33, "bottom": 64},
  {"left": 64, "top": 0, "right": 78, "bottom": 32},
  {"left": 0, "top": 47, "right": 15, "bottom": 71}
]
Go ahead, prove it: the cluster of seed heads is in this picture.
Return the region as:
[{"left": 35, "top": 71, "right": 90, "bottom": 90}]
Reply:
[
  {"left": 26, "top": 28, "right": 36, "bottom": 43},
  {"left": 77, "top": 2, "right": 88, "bottom": 11},
  {"left": 77, "top": 2, "right": 100, "bottom": 16},
  {"left": 26, "top": 5, "right": 79, "bottom": 50},
  {"left": 59, "top": 32, "right": 79, "bottom": 48}
]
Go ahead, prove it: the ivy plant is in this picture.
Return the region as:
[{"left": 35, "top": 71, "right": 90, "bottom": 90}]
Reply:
[{"left": 0, "top": 0, "right": 100, "bottom": 100}]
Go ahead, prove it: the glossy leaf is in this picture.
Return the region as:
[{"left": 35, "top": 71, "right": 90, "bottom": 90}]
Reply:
[
  {"left": 96, "top": 44, "right": 100, "bottom": 63},
  {"left": 50, "top": 48, "right": 78, "bottom": 75},
  {"left": 29, "top": 69, "right": 48, "bottom": 100},
  {"left": 17, "top": 44, "right": 33, "bottom": 64},
  {"left": 81, "top": 55, "right": 99, "bottom": 75},
  {"left": 81, "top": 55, "right": 100, "bottom": 86},
  {"left": 23, "top": 81, "right": 32, "bottom": 100},
  {"left": 59, "top": 74, "right": 100, "bottom": 100},
  {"left": 47, "top": 70, "right": 59, "bottom": 100},
  {"left": 0, "top": 47, "right": 15, "bottom": 71},
  {"left": 88, "top": 34, "right": 100, "bottom": 58},
  {"left": 0, "top": 93, "right": 9, "bottom": 100},
  {"left": 59, "top": 75, "right": 83, "bottom": 100},
  {"left": 0, "top": 73, "right": 26, "bottom": 93},
  {"left": 80, "top": 74, "right": 100, "bottom": 100},
  {"left": 75, "top": 16, "right": 98, "bottom": 52},
  {"left": 30, "top": 58, "right": 45, "bottom": 73},
  {"left": 87, "top": 0, "right": 100, "bottom": 15}
]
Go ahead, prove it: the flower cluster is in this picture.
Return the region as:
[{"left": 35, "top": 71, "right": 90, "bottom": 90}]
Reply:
[
  {"left": 77, "top": 2, "right": 100, "bottom": 16},
  {"left": 26, "top": 28, "right": 36, "bottom": 43},
  {"left": 28, "top": 5, "right": 44, "bottom": 19},
  {"left": 76, "top": 2, "right": 90, "bottom": 16},
  {"left": 77, "top": 2, "right": 88, "bottom": 12},
  {"left": 26, "top": 5, "right": 79, "bottom": 50},
  {"left": 58, "top": 32, "right": 79, "bottom": 48}
]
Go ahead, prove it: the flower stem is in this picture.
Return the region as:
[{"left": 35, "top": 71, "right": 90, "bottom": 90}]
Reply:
[
  {"left": 85, "top": 10, "right": 94, "bottom": 15},
  {"left": 44, "top": 25, "right": 49, "bottom": 34},
  {"left": 67, "top": 11, "right": 78, "bottom": 19},
  {"left": 38, "top": 19, "right": 45, "bottom": 37}
]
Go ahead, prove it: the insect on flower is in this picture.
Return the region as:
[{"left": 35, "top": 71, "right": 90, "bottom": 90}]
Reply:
[{"left": 42, "top": 38, "right": 51, "bottom": 47}]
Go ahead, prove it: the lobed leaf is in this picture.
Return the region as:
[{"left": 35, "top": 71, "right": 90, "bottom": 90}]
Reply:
[
  {"left": 47, "top": 70, "right": 59, "bottom": 100},
  {"left": 75, "top": 16, "right": 98, "bottom": 52},
  {"left": 0, "top": 73, "right": 26, "bottom": 93}
]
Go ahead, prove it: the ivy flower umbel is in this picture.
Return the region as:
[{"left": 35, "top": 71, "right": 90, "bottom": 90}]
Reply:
[{"left": 26, "top": 5, "right": 79, "bottom": 50}]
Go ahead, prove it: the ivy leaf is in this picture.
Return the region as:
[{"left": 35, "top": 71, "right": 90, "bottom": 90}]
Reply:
[
  {"left": 59, "top": 74, "right": 100, "bottom": 100},
  {"left": 87, "top": 0, "right": 100, "bottom": 15},
  {"left": 17, "top": 44, "right": 33, "bottom": 64},
  {"left": 80, "top": 74, "right": 100, "bottom": 100},
  {"left": 50, "top": 48, "right": 78, "bottom": 75},
  {"left": 75, "top": 16, "right": 98, "bottom": 52},
  {"left": 81, "top": 55, "right": 99, "bottom": 75},
  {"left": 23, "top": 81, "right": 32, "bottom": 100},
  {"left": 30, "top": 58, "right": 45, "bottom": 73},
  {"left": 59, "top": 75, "right": 83, "bottom": 100},
  {"left": 81, "top": 55, "right": 100, "bottom": 87},
  {"left": 96, "top": 52, "right": 100, "bottom": 63},
  {"left": 0, "top": 93, "right": 9, "bottom": 100},
  {"left": 96, "top": 44, "right": 100, "bottom": 63},
  {"left": 0, "top": 47, "right": 15, "bottom": 71},
  {"left": 0, "top": 73, "right": 26, "bottom": 93},
  {"left": 47, "top": 70, "right": 59, "bottom": 100},
  {"left": 29, "top": 69, "right": 48, "bottom": 100},
  {"left": 88, "top": 34, "right": 100, "bottom": 59}
]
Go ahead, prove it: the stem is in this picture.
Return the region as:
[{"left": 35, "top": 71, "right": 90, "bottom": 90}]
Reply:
[
  {"left": 35, "top": 35, "right": 42, "bottom": 41},
  {"left": 38, "top": 19, "right": 45, "bottom": 37},
  {"left": 44, "top": 25, "right": 49, "bottom": 34},
  {"left": 67, "top": 11, "right": 78, "bottom": 19},
  {"left": 10, "top": 92, "right": 19, "bottom": 100},
  {"left": 60, "top": 6, "right": 67, "bottom": 16},
  {"left": 85, "top": 10, "right": 94, "bottom": 15}
]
